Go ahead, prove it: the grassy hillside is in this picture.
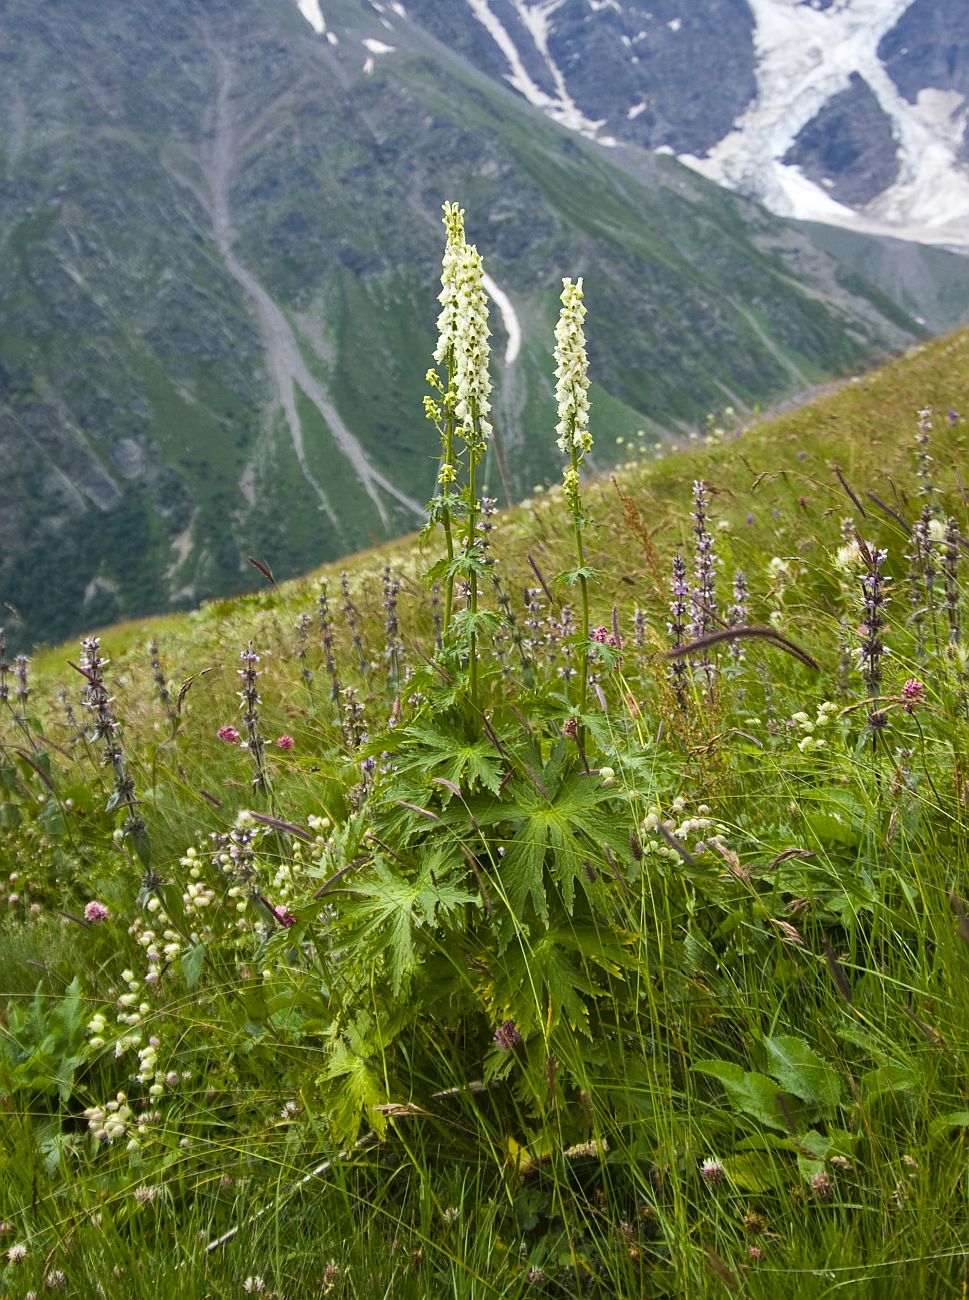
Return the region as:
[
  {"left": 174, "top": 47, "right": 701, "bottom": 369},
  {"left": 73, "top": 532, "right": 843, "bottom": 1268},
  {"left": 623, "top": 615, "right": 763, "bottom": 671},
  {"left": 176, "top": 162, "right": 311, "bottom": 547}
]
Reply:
[
  {"left": 1, "top": 312, "right": 969, "bottom": 1298},
  {"left": 7, "top": 0, "right": 969, "bottom": 650}
]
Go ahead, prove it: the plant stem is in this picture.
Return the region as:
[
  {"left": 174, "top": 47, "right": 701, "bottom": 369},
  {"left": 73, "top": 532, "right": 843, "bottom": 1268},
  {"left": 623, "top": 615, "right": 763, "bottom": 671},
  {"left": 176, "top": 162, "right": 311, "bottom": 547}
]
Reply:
[
  {"left": 468, "top": 436, "right": 479, "bottom": 710},
  {"left": 571, "top": 444, "right": 589, "bottom": 727}
]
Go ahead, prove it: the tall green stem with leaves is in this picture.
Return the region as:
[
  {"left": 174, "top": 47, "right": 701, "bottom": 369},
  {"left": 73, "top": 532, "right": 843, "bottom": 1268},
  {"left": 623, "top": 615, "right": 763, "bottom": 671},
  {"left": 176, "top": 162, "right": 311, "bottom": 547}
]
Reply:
[{"left": 554, "top": 277, "right": 593, "bottom": 727}]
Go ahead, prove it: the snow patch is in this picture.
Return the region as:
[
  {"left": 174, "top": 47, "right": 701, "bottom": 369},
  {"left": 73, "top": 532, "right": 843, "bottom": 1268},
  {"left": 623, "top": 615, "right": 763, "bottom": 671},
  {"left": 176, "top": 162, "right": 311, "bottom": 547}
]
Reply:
[
  {"left": 390, "top": 1, "right": 408, "bottom": 14},
  {"left": 363, "top": 55, "right": 375, "bottom": 74},
  {"left": 295, "top": 0, "right": 325, "bottom": 35},
  {"left": 363, "top": 38, "right": 396, "bottom": 53},
  {"left": 465, "top": 0, "right": 616, "bottom": 143},
  {"left": 627, "top": 100, "right": 647, "bottom": 120},
  {"left": 667, "top": 17, "right": 681, "bottom": 32},
  {"left": 682, "top": 0, "right": 969, "bottom": 247},
  {"left": 482, "top": 272, "right": 521, "bottom": 365}
]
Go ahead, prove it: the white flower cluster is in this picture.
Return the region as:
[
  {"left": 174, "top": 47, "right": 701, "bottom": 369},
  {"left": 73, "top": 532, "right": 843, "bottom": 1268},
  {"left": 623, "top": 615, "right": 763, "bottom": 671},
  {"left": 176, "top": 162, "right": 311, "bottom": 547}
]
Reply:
[
  {"left": 115, "top": 967, "right": 151, "bottom": 1026},
  {"left": 179, "top": 847, "right": 217, "bottom": 920},
  {"left": 134, "top": 899, "right": 183, "bottom": 984},
  {"left": 791, "top": 700, "right": 840, "bottom": 753},
  {"left": 452, "top": 243, "right": 493, "bottom": 448},
  {"left": 554, "top": 277, "right": 591, "bottom": 460},
  {"left": 431, "top": 202, "right": 493, "bottom": 451},
  {"left": 433, "top": 202, "right": 465, "bottom": 368},
  {"left": 83, "top": 1093, "right": 132, "bottom": 1144},
  {"left": 640, "top": 795, "right": 729, "bottom": 858}
]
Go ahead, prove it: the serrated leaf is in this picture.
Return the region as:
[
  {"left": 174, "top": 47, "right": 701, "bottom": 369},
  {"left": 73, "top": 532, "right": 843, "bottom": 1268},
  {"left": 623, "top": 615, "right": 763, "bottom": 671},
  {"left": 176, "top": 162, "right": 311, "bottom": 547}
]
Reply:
[
  {"left": 861, "top": 1062, "right": 919, "bottom": 1104},
  {"left": 182, "top": 942, "right": 207, "bottom": 991},
  {"left": 694, "top": 1060, "right": 787, "bottom": 1130},
  {"left": 344, "top": 856, "right": 478, "bottom": 994},
  {"left": 763, "top": 1035, "right": 842, "bottom": 1110},
  {"left": 722, "top": 1151, "right": 778, "bottom": 1192},
  {"left": 930, "top": 1111, "right": 969, "bottom": 1140}
]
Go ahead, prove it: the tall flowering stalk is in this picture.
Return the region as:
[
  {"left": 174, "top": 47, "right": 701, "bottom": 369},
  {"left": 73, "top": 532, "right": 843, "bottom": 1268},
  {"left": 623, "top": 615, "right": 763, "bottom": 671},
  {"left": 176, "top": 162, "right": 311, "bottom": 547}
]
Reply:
[
  {"left": 691, "top": 480, "right": 718, "bottom": 690},
  {"left": 148, "top": 639, "right": 178, "bottom": 730},
  {"left": 79, "top": 637, "right": 146, "bottom": 844},
  {"left": 294, "top": 614, "right": 314, "bottom": 693},
  {"left": 424, "top": 203, "right": 494, "bottom": 708},
  {"left": 726, "top": 570, "right": 749, "bottom": 663},
  {"left": 237, "top": 643, "right": 267, "bottom": 794},
  {"left": 454, "top": 239, "right": 493, "bottom": 708},
  {"left": 915, "top": 407, "right": 938, "bottom": 509},
  {"left": 942, "top": 518, "right": 962, "bottom": 646},
  {"left": 908, "top": 505, "right": 936, "bottom": 661},
  {"left": 554, "top": 276, "right": 592, "bottom": 725},
  {"left": 858, "top": 543, "right": 890, "bottom": 747},
  {"left": 425, "top": 202, "right": 466, "bottom": 633},
  {"left": 317, "top": 579, "right": 343, "bottom": 710},
  {"left": 668, "top": 554, "right": 691, "bottom": 707}
]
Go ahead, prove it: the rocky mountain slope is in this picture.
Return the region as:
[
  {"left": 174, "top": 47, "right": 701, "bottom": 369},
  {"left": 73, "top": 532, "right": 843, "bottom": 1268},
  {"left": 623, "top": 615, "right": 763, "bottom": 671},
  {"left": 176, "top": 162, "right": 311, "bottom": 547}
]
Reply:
[
  {"left": 400, "top": 0, "right": 969, "bottom": 248},
  {"left": 2, "top": 0, "right": 968, "bottom": 650}
]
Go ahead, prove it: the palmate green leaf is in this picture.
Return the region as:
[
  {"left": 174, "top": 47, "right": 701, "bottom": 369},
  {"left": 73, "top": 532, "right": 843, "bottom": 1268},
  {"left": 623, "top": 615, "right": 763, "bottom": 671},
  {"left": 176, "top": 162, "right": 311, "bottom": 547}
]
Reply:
[
  {"left": 322, "top": 1026, "right": 387, "bottom": 1142},
  {"left": 471, "top": 750, "right": 626, "bottom": 921},
  {"left": 342, "top": 853, "right": 478, "bottom": 994},
  {"left": 392, "top": 720, "right": 504, "bottom": 799},
  {"left": 490, "top": 924, "right": 633, "bottom": 1037}
]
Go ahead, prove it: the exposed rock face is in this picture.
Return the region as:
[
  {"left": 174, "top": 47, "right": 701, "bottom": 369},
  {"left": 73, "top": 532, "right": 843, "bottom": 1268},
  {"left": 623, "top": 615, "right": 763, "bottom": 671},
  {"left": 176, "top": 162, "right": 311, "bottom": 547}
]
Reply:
[
  {"left": 404, "top": 0, "right": 969, "bottom": 246},
  {"left": 784, "top": 73, "right": 900, "bottom": 207},
  {"left": 879, "top": 0, "right": 969, "bottom": 103}
]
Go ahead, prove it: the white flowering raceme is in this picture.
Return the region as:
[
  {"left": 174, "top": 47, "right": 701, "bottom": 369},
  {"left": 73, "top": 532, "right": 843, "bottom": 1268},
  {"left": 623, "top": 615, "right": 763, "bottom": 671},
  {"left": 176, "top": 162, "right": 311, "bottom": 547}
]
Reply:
[
  {"left": 452, "top": 242, "right": 493, "bottom": 448},
  {"left": 433, "top": 202, "right": 466, "bottom": 368},
  {"left": 554, "top": 277, "right": 591, "bottom": 459}
]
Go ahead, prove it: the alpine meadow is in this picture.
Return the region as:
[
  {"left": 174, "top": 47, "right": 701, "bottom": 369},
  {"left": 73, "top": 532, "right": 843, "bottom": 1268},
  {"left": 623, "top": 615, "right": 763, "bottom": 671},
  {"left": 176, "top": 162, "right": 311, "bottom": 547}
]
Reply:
[{"left": 2, "top": 193, "right": 969, "bottom": 1299}]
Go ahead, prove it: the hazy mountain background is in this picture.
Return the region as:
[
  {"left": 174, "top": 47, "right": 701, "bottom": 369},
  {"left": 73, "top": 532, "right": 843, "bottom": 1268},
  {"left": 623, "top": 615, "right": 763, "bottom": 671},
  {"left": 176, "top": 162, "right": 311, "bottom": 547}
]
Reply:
[{"left": 2, "top": 0, "right": 968, "bottom": 649}]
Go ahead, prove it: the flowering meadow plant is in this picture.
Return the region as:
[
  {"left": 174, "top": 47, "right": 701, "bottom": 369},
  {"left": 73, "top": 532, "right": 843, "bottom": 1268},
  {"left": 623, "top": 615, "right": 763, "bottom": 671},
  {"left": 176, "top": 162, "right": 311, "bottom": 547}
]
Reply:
[{"left": 0, "top": 212, "right": 968, "bottom": 1298}]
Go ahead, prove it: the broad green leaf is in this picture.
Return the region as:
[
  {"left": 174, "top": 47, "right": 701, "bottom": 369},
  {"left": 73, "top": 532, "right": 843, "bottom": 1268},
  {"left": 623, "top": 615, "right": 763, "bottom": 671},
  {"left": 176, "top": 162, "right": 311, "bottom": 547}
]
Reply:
[
  {"left": 862, "top": 1063, "right": 919, "bottom": 1105},
  {"left": 694, "top": 1060, "right": 787, "bottom": 1130},
  {"left": 182, "top": 943, "right": 207, "bottom": 991},
  {"left": 763, "top": 1035, "right": 842, "bottom": 1110},
  {"left": 722, "top": 1151, "right": 778, "bottom": 1192},
  {"left": 930, "top": 1111, "right": 969, "bottom": 1140}
]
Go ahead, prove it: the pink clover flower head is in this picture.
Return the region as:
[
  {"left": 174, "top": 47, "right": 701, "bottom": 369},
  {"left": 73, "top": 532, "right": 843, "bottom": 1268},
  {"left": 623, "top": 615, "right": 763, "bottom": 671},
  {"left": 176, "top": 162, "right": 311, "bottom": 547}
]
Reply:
[
  {"left": 275, "top": 734, "right": 294, "bottom": 750},
  {"left": 701, "top": 1157, "right": 725, "bottom": 1186},
  {"left": 217, "top": 726, "right": 240, "bottom": 744},
  {"left": 902, "top": 678, "right": 926, "bottom": 712},
  {"left": 273, "top": 905, "right": 296, "bottom": 928},
  {"left": 592, "top": 626, "right": 610, "bottom": 644},
  {"left": 494, "top": 1019, "right": 521, "bottom": 1050},
  {"left": 84, "top": 901, "right": 110, "bottom": 923},
  {"left": 811, "top": 1170, "right": 833, "bottom": 1199}
]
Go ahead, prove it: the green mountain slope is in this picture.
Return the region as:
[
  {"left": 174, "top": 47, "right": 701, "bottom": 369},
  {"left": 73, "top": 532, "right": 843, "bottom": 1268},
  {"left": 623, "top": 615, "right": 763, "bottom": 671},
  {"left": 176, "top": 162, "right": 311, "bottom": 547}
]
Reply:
[{"left": 3, "top": 0, "right": 967, "bottom": 651}]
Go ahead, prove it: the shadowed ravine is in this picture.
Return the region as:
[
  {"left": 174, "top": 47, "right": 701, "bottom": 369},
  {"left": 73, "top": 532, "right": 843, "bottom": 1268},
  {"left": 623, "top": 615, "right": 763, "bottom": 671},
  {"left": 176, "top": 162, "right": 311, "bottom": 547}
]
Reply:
[{"left": 202, "top": 40, "right": 424, "bottom": 530}]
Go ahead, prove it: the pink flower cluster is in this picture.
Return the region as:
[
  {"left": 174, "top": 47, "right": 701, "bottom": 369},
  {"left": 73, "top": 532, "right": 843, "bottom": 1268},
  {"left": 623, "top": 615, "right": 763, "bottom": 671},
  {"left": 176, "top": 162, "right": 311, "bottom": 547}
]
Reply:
[
  {"left": 591, "top": 625, "right": 623, "bottom": 665},
  {"left": 217, "top": 726, "right": 240, "bottom": 744},
  {"left": 84, "top": 901, "right": 110, "bottom": 923},
  {"left": 902, "top": 678, "right": 926, "bottom": 712},
  {"left": 592, "top": 625, "right": 621, "bottom": 650}
]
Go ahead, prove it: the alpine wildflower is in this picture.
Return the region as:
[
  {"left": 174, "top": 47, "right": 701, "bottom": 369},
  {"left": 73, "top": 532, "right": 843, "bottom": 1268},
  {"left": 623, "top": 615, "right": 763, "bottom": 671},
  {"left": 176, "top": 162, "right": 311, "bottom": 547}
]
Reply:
[{"left": 554, "top": 276, "right": 594, "bottom": 727}]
